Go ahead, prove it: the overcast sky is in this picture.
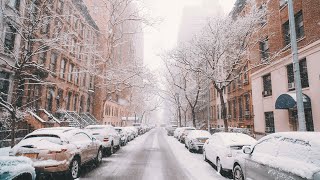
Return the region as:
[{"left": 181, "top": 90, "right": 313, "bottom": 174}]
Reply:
[
  {"left": 143, "top": 0, "right": 236, "bottom": 71},
  {"left": 141, "top": 0, "right": 236, "bottom": 124}
]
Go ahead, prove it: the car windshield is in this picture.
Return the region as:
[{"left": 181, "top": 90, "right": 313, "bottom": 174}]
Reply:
[{"left": 24, "top": 134, "right": 63, "bottom": 145}]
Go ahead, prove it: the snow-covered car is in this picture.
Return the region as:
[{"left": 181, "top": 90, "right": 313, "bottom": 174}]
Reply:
[
  {"left": 232, "top": 132, "right": 320, "bottom": 180},
  {"left": 126, "top": 126, "right": 139, "bottom": 138},
  {"left": 185, "top": 130, "right": 211, "bottom": 153},
  {"left": 123, "top": 127, "right": 135, "bottom": 141},
  {"left": 85, "top": 125, "right": 121, "bottom": 156},
  {"left": 0, "top": 156, "right": 36, "bottom": 180},
  {"left": 10, "top": 127, "right": 103, "bottom": 179},
  {"left": 178, "top": 127, "right": 196, "bottom": 143},
  {"left": 173, "top": 127, "right": 183, "bottom": 138},
  {"left": 167, "top": 125, "right": 178, "bottom": 136},
  {"left": 203, "top": 132, "right": 256, "bottom": 174},
  {"left": 115, "top": 127, "right": 129, "bottom": 146}
]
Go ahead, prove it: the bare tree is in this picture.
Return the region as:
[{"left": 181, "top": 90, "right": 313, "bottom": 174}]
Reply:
[{"left": 171, "top": 1, "right": 279, "bottom": 132}]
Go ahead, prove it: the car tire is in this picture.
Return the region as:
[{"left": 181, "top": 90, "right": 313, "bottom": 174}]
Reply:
[
  {"left": 68, "top": 158, "right": 80, "bottom": 179},
  {"left": 216, "top": 158, "right": 223, "bottom": 174},
  {"left": 107, "top": 144, "right": 114, "bottom": 156},
  {"left": 233, "top": 165, "right": 244, "bottom": 180},
  {"left": 13, "top": 173, "right": 32, "bottom": 180},
  {"left": 189, "top": 148, "right": 193, "bottom": 153},
  {"left": 95, "top": 148, "right": 103, "bottom": 165}
]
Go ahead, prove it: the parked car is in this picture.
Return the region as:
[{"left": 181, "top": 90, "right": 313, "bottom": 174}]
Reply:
[
  {"left": 115, "top": 127, "right": 129, "bottom": 146},
  {"left": 85, "top": 125, "right": 121, "bottom": 156},
  {"left": 178, "top": 127, "right": 196, "bottom": 143},
  {"left": 233, "top": 132, "right": 320, "bottom": 180},
  {"left": 123, "top": 127, "right": 135, "bottom": 141},
  {"left": 0, "top": 156, "right": 36, "bottom": 180},
  {"left": 185, "top": 130, "right": 211, "bottom": 153},
  {"left": 10, "top": 127, "right": 103, "bottom": 179},
  {"left": 203, "top": 132, "right": 256, "bottom": 174},
  {"left": 174, "top": 127, "right": 183, "bottom": 138},
  {"left": 127, "top": 126, "right": 139, "bottom": 138},
  {"left": 167, "top": 125, "right": 178, "bottom": 136}
]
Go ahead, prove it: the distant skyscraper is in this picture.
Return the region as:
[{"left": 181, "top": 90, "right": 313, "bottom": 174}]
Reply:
[{"left": 178, "top": 0, "right": 223, "bottom": 43}]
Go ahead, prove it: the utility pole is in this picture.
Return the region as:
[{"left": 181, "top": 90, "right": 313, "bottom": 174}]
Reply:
[{"left": 288, "top": 0, "right": 306, "bottom": 131}]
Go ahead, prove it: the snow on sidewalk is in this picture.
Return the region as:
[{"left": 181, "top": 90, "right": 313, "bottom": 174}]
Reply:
[{"left": 163, "top": 129, "right": 230, "bottom": 180}]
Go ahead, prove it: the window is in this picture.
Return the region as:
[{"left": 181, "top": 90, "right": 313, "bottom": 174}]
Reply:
[
  {"left": 259, "top": 4, "right": 267, "bottom": 26},
  {"left": 7, "top": 0, "right": 20, "bottom": 11},
  {"left": 280, "top": 0, "right": 287, "bottom": 8},
  {"left": 87, "top": 96, "right": 91, "bottom": 112},
  {"left": 89, "top": 75, "right": 94, "bottom": 89},
  {"left": 75, "top": 68, "right": 79, "bottom": 85},
  {"left": 73, "top": 94, "right": 78, "bottom": 111},
  {"left": 53, "top": 19, "right": 62, "bottom": 37},
  {"left": 238, "top": 97, "right": 243, "bottom": 118},
  {"left": 68, "top": 64, "right": 74, "bottom": 82},
  {"left": 40, "top": 13, "right": 50, "bottom": 34},
  {"left": 67, "top": 92, "right": 72, "bottom": 110},
  {"left": 243, "top": 65, "right": 249, "bottom": 82},
  {"left": 265, "top": 112, "right": 275, "bottom": 133},
  {"left": 260, "top": 37, "right": 269, "bottom": 60},
  {"left": 217, "top": 105, "right": 220, "bottom": 119},
  {"left": 244, "top": 94, "right": 250, "bottom": 111},
  {"left": 50, "top": 52, "right": 57, "bottom": 73},
  {"left": 233, "top": 99, "right": 237, "bottom": 119},
  {"left": 38, "top": 46, "right": 48, "bottom": 65},
  {"left": 47, "top": 87, "right": 55, "bottom": 112},
  {"left": 262, "top": 74, "right": 272, "bottom": 97},
  {"left": 57, "top": 89, "right": 63, "bottom": 109},
  {"left": 80, "top": 95, "right": 85, "bottom": 113},
  {"left": 0, "top": 72, "right": 11, "bottom": 101},
  {"left": 4, "top": 24, "right": 16, "bottom": 53},
  {"left": 228, "top": 101, "right": 232, "bottom": 118},
  {"left": 60, "top": 59, "right": 66, "bottom": 79},
  {"left": 83, "top": 73, "right": 86, "bottom": 87},
  {"left": 283, "top": 11, "right": 304, "bottom": 46},
  {"left": 286, "top": 58, "right": 309, "bottom": 90},
  {"left": 57, "top": 0, "right": 64, "bottom": 13}
]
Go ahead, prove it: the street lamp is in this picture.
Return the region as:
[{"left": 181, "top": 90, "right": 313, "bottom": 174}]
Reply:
[{"left": 288, "top": 0, "right": 306, "bottom": 131}]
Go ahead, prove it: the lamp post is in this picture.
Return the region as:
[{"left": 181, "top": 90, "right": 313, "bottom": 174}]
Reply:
[{"left": 288, "top": 0, "right": 306, "bottom": 131}]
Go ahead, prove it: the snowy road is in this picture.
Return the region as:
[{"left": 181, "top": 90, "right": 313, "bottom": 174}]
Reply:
[{"left": 80, "top": 128, "right": 229, "bottom": 180}]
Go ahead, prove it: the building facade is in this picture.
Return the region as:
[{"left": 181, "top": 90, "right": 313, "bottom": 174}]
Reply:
[{"left": 247, "top": 0, "right": 320, "bottom": 136}]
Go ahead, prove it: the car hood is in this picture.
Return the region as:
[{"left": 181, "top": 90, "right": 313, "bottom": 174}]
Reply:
[{"left": 0, "top": 156, "right": 35, "bottom": 180}]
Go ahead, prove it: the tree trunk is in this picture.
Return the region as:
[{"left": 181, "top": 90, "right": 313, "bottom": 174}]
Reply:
[
  {"left": 184, "top": 111, "right": 187, "bottom": 127},
  {"left": 178, "top": 106, "right": 182, "bottom": 127},
  {"left": 191, "top": 108, "right": 196, "bottom": 128},
  {"left": 218, "top": 90, "right": 228, "bottom": 132},
  {"left": 10, "top": 112, "right": 16, "bottom": 148}
]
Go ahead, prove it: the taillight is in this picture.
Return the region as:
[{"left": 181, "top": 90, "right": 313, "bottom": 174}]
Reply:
[{"left": 103, "top": 138, "right": 109, "bottom": 142}]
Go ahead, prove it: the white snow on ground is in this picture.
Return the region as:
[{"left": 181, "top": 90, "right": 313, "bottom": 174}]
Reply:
[
  {"left": 0, "top": 147, "right": 11, "bottom": 156},
  {"left": 163, "top": 129, "right": 229, "bottom": 180}
]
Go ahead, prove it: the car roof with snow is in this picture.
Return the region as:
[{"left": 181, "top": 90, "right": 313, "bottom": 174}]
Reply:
[
  {"left": 188, "top": 130, "right": 211, "bottom": 138},
  {"left": 263, "top": 132, "right": 320, "bottom": 143},
  {"left": 85, "top": 125, "right": 114, "bottom": 129},
  {"left": 27, "top": 127, "right": 80, "bottom": 138},
  {"left": 215, "top": 132, "right": 256, "bottom": 146}
]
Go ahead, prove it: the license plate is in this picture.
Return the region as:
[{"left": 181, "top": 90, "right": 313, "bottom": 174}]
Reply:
[{"left": 22, "top": 153, "right": 38, "bottom": 159}]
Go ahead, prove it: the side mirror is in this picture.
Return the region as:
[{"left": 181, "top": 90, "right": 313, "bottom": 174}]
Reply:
[
  {"left": 92, "top": 137, "right": 96, "bottom": 141},
  {"left": 243, "top": 146, "right": 252, "bottom": 154}
]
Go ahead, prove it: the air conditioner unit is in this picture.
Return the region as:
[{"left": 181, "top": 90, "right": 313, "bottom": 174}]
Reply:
[
  {"left": 288, "top": 82, "right": 295, "bottom": 90},
  {"left": 263, "top": 91, "right": 269, "bottom": 96},
  {"left": 244, "top": 111, "right": 250, "bottom": 116},
  {"left": 243, "top": 79, "right": 249, "bottom": 84},
  {"left": 227, "top": 114, "right": 232, "bottom": 119}
]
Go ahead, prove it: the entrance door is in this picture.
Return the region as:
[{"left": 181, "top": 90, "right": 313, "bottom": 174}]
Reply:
[{"left": 288, "top": 108, "right": 314, "bottom": 131}]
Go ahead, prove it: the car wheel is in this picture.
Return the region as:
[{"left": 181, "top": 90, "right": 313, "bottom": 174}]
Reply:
[
  {"left": 216, "top": 158, "right": 223, "bottom": 174},
  {"left": 203, "top": 150, "right": 208, "bottom": 162},
  {"left": 106, "top": 144, "right": 114, "bottom": 156},
  {"left": 69, "top": 158, "right": 80, "bottom": 179},
  {"left": 233, "top": 165, "right": 244, "bottom": 180},
  {"left": 95, "top": 148, "right": 103, "bottom": 165},
  {"left": 189, "top": 148, "right": 193, "bottom": 153}
]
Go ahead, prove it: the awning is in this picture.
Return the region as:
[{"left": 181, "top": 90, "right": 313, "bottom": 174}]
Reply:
[{"left": 275, "top": 92, "right": 311, "bottom": 109}]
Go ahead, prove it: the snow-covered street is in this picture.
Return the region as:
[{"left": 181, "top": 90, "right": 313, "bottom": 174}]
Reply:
[{"left": 79, "top": 128, "right": 229, "bottom": 180}]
